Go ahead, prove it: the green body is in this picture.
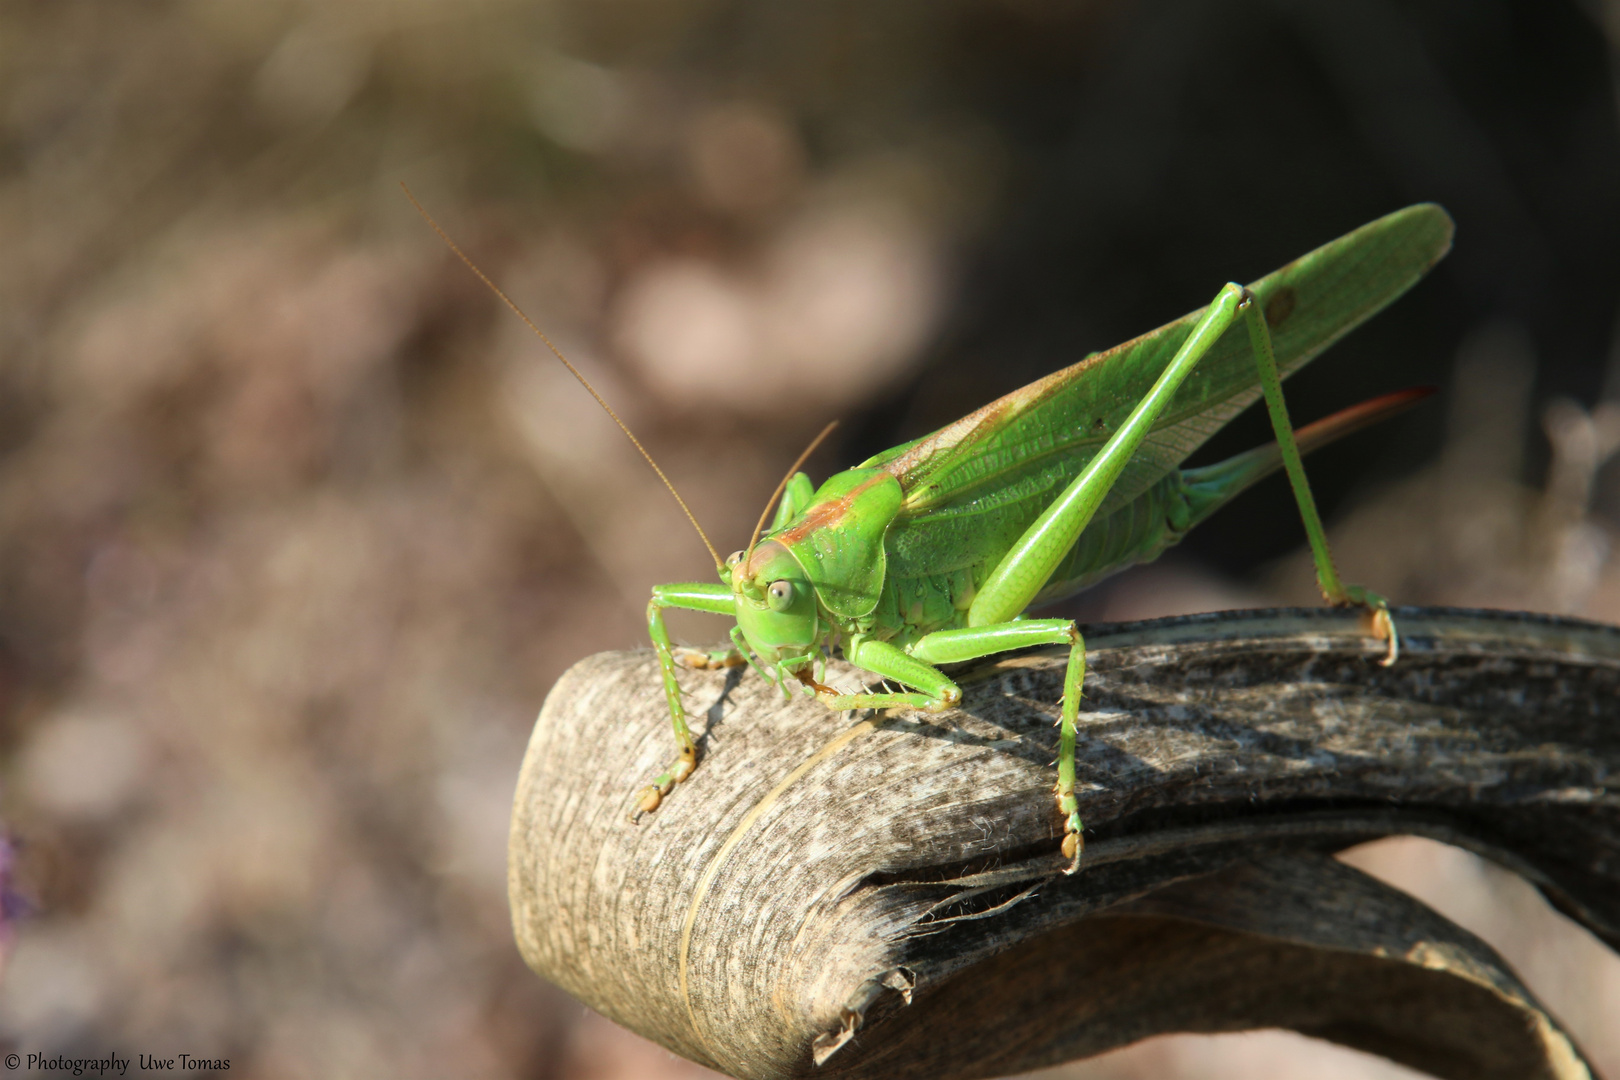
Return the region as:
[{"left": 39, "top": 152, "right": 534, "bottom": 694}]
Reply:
[{"left": 642, "top": 205, "right": 1455, "bottom": 870}]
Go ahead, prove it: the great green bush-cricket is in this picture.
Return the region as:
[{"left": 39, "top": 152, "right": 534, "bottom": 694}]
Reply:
[{"left": 412, "top": 191, "right": 1452, "bottom": 873}]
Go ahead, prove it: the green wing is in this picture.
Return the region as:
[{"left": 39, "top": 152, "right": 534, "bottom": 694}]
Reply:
[{"left": 862, "top": 204, "right": 1452, "bottom": 573}]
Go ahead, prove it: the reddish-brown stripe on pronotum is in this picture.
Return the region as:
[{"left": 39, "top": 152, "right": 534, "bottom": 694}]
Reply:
[{"left": 772, "top": 472, "right": 895, "bottom": 548}]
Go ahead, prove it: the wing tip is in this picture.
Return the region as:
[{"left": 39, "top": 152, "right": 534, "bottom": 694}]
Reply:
[{"left": 1388, "top": 202, "right": 1456, "bottom": 263}]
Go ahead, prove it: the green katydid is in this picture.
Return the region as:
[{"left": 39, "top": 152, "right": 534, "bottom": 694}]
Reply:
[{"left": 410, "top": 189, "right": 1452, "bottom": 874}]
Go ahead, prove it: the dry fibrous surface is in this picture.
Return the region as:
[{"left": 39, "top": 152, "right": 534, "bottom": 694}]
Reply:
[{"left": 509, "top": 607, "right": 1620, "bottom": 1080}]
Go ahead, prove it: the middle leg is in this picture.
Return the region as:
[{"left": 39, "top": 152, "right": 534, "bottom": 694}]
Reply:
[
  {"left": 815, "top": 622, "right": 1089, "bottom": 870},
  {"left": 908, "top": 620, "right": 1087, "bottom": 872}
]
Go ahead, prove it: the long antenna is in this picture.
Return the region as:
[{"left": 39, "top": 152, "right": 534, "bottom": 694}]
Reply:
[
  {"left": 744, "top": 420, "right": 838, "bottom": 564},
  {"left": 403, "top": 183, "right": 724, "bottom": 572}
]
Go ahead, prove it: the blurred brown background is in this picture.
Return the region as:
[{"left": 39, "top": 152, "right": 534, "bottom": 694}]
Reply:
[{"left": 0, "top": 1, "right": 1618, "bottom": 1077}]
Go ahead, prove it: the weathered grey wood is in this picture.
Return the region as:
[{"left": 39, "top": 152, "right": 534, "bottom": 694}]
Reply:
[{"left": 507, "top": 607, "right": 1620, "bottom": 1080}]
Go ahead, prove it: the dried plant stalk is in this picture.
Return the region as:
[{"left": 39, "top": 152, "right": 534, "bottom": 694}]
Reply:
[{"left": 508, "top": 608, "right": 1620, "bottom": 1080}]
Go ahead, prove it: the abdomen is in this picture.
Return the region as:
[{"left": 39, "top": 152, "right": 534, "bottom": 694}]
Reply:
[{"left": 875, "top": 472, "right": 1193, "bottom": 639}]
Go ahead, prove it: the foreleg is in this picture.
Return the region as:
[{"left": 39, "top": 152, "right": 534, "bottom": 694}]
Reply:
[
  {"left": 640, "top": 583, "right": 735, "bottom": 818},
  {"left": 909, "top": 620, "right": 1087, "bottom": 873}
]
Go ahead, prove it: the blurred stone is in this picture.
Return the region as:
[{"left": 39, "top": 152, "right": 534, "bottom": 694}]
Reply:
[
  {"left": 253, "top": 17, "right": 372, "bottom": 127},
  {"left": 687, "top": 102, "right": 805, "bottom": 217},
  {"left": 20, "top": 707, "right": 150, "bottom": 823},
  {"left": 561, "top": 1010, "right": 726, "bottom": 1080},
  {"left": 613, "top": 198, "right": 939, "bottom": 413},
  {"left": 759, "top": 200, "right": 939, "bottom": 403},
  {"left": 529, "top": 52, "right": 635, "bottom": 154},
  {"left": 613, "top": 258, "right": 759, "bottom": 407},
  {"left": 0, "top": 926, "right": 104, "bottom": 1043}
]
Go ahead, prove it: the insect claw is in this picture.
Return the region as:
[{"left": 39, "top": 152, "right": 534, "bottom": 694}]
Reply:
[
  {"left": 629, "top": 784, "right": 663, "bottom": 823},
  {"left": 1062, "top": 830, "right": 1082, "bottom": 871},
  {"left": 1340, "top": 586, "right": 1400, "bottom": 666},
  {"left": 1372, "top": 606, "right": 1400, "bottom": 666}
]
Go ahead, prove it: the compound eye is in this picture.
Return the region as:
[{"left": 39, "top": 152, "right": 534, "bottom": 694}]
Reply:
[
  {"left": 766, "top": 579, "right": 794, "bottom": 611},
  {"left": 726, "top": 550, "right": 745, "bottom": 567}
]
